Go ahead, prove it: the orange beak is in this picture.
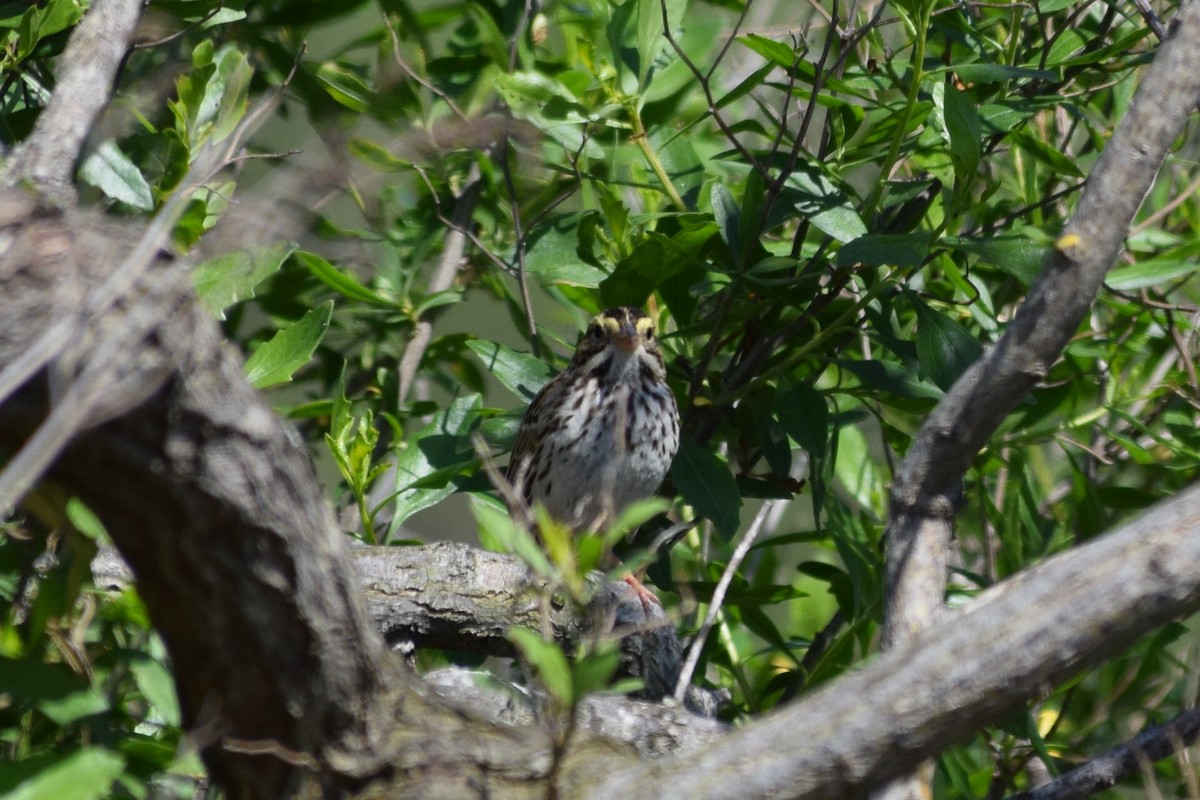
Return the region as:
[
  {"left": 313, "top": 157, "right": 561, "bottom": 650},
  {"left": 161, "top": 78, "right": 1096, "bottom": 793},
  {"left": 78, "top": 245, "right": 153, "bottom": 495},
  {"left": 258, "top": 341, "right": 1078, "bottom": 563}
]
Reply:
[{"left": 613, "top": 323, "right": 639, "bottom": 352}]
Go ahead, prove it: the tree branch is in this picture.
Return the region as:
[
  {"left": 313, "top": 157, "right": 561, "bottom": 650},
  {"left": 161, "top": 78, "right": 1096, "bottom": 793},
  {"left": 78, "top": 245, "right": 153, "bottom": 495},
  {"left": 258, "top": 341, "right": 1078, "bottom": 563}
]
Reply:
[
  {"left": 95, "top": 540, "right": 725, "bottom": 713},
  {"left": 591, "top": 482, "right": 1200, "bottom": 799},
  {"left": 1007, "top": 707, "right": 1200, "bottom": 800},
  {"left": 1, "top": 0, "right": 143, "bottom": 195},
  {"left": 874, "top": 5, "right": 1200, "bottom": 795}
]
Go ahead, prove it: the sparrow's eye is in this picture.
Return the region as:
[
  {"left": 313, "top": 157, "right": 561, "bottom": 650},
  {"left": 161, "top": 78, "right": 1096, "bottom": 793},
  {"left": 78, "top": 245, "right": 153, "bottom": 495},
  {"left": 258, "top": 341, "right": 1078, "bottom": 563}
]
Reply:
[
  {"left": 645, "top": 327, "right": 655, "bottom": 340},
  {"left": 587, "top": 324, "right": 603, "bottom": 342}
]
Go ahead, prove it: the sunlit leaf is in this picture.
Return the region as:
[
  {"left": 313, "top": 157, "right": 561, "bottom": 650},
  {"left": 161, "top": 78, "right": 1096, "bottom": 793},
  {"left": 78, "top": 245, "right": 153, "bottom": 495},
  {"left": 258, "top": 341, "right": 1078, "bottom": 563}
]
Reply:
[
  {"left": 79, "top": 141, "right": 154, "bottom": 211},
  {"left": 243, "top": 301, "right": 333, "bottom": 389},
  {"left": 466, "top": 340, "right": 557, "bottom": 402},
  {"left": 194, "top": 244, "right": 296, "bottom": 318}
]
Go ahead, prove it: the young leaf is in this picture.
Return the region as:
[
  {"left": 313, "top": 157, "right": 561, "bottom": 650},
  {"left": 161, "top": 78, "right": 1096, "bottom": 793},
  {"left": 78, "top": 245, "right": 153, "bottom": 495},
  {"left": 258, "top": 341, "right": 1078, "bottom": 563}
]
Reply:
[
  {"left": 466, "top": 340, "right": 557, "bottom": 402},
  {"left": 194, "top": 244, "right": 296, "bottom": 318},
  {"left": 507, "top": 628, "right": 573, "bottom": 707},
  {"left": 243, "top": 301, "right": 333, "bottom": 389}
]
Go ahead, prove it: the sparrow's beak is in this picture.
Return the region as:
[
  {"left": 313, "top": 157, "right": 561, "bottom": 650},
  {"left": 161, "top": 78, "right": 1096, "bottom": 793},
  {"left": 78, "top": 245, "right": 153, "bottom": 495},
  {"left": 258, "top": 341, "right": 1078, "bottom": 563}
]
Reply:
[{"left": 613, "top": 323, "right": 640, "bottom": 352}]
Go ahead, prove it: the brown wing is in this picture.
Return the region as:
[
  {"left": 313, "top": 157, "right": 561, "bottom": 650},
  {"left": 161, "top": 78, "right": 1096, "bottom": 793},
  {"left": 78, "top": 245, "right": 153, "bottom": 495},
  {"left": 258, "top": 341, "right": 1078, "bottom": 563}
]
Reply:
[{"left": 506, "top": 371, "right": 563, "bottom": 488}]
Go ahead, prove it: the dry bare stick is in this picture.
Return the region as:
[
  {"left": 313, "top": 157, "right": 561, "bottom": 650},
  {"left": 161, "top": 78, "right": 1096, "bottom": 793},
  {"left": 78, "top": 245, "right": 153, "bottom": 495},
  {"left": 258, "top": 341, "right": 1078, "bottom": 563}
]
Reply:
[
  {"left": 873, "top": 2, "right": 1200, "bottom": 798},
  {"left": 673, "top": 499, "right": 778, "bottom": 702},
  {"left": 395, "top": 163, "right": 481, "bottom": 406}
]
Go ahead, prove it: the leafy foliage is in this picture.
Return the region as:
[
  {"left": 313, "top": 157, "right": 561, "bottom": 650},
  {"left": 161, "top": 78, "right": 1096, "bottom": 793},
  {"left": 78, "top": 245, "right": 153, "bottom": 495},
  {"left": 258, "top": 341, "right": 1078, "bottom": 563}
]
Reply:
[{"left": 3, "top": 0, "right": 1200, "bottom": 796}]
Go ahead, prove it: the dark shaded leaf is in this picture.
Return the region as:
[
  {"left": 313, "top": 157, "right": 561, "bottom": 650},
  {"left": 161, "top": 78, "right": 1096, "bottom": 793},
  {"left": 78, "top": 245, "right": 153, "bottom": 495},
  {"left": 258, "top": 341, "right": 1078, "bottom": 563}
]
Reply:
[{"left": 669, "top": 440, "right": 741, "bottom": 540}]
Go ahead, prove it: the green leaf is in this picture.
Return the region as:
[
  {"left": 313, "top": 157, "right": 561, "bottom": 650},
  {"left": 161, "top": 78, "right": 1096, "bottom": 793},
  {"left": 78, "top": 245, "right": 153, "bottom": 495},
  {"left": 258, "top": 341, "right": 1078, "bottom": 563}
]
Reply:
[
  {"left": 37, "top": 687, "right": 109, "bottom": 727},
  {"left": 775, "top": 380, "right": 828, "bottom": 459},
  {"left": 941, "top": 63, "right": 1056, "bottom": 84},
  {"left": 571, "top": 645, "right": 622, "bottom": 696},
  {"left": 0, "top": 658, "right": 107, "bottom": 725},
  {"left": 36, "top": 0, "right": 85, "bottom": 38},
  {"left": 294, "top": 250, "right": 396, "bottom": 307},
  {"left": 466, "top": 340, "right": 557, "bottom": 402},
  {"left": 603, "top": 496, "right": 672, "bottom": 549},
  {"left": 600, "top": 226, "right": 715, "bottom": 307},
  {"left": 411, "top": 288, "right": 465, "bottom": 317},
  {"left": 316, "top": 61, "right": 373, "bottom": 112},
  {"left": 65, "top": 498, "right": 107, "bottom": 541},
  {"left": 978, "top": 98, "right": 1059, "bottom": 134},
  {"left": 836, "top": 360, "right": 943, "bottom": 400},
  {"left": 194, "top": 244, "right": 295, "bottom": 318},
  {"left": 13, "top": 6, "right": 40, "bottom": 61},
  {"left": 78, "top": 141, "right": 154, "bottom": 211},
  {"left": 784, "top": 165, "right": 866, "bottom": 243},
  {"left": 1007, "top": 127, "right": 1086, "bottom": 179},
  {"left": 522, "top": 212, "right": 606, "bottom": 287},
  {"left": 636, "top": 0, "right": 686, "bottom": 88},
  {"left": 910, "top": 295, "right": 983, "bottom": 391},
  {"left": 507, "top": 628, "right": 573, "bottom": 706},
  {"left": 836, "top": 233, "right": 931, "bottom": 268},
  {"left": 495, "top": 72, "right": 599, "bottom": 157},
  {"left": 943, "top": 234, "right": 1050, "bottom": 287},
  {"left": 739, "top": 33, "right": 797, "bottom": 68},
  {"left": 939, "top": 84, "right": 981, "bottom": 187},
  {"left": 653, "top": 126, "right": 705, "bottom": 200},
  {"left": 472, "top": 495, "right": 555, "bottom": 578},
  {"left": 0, "top": 748, "right": 125, "bottom": 800},
  {"left": 243, "top": 301, "right": 333, "bottom": 389},
  {"left": 387, "top": 394, "right": 481, "bottom": 532},
  {"left": 711, "top": 183, "right": 741, "bottom": 265},
  {"left": 831, "top": 426, "right": 885, "bottom": 514},
  {"left": 349, "top": 138, "right": 413, "bottom": 172},
  {"left": 1105, "top": 257, "right": 1200, "bottom": 291},
  {"left": 669, "top": 440, "right": 741, "bottom": 540},
  {"left": 130, "top": 656, "right": 181, "bottom": 727},
  {"left": 211, "top": 45, "right": 253, "bottom": 143},
  {"left": 738, "top": 166, "right": 766, "bottom": 266}
]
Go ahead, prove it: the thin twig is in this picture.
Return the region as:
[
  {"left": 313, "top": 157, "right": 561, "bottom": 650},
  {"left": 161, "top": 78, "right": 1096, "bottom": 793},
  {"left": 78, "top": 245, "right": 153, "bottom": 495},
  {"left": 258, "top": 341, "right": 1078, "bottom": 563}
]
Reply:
[
  {"left": 1129, "top": 0, "right": 1168, "bottom": 41},
  {"left": 673, "top": 499, "right": 778, "bottom": 702},
  {"left": 1131, "top": 169, "right": 1200, "bottom": 235},
  {"left": 659, "top": 0, "right": 770, "bottom": 183},
  {"left": 383, "top": 14, "right": 466, "bottom": 120},
  {"left": 396, "top": 162, "right": 483, "bottom": 405},
  {"left": 1006, "top": 708, "right": 1200, "bottom": 800},
  {"left": 500, "top": 140, "right": 539, "bottom": 358}
]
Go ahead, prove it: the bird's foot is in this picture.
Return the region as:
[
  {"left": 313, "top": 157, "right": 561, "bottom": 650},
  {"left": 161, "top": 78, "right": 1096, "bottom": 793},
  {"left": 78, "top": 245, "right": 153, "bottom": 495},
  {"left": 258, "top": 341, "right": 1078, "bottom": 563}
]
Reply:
[{"left": 622, "top": 573, "right": 660, "bottom": 611}]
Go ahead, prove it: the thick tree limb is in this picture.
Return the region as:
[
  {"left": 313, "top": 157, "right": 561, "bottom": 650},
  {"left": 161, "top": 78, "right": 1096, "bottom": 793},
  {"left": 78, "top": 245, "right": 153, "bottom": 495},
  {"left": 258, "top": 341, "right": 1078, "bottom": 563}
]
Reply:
[
  {"left": 96, "top": 541, "right": 727, "bottom": 713},
  {"left": 592, "top": 482, "right": 1200, "bottom": 800},
  {"left": 876, "top": 3, "right": 1200, "bottom": 797},
  {"left": 1, "top": 0, "right": 143, "bottom": 195}
]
